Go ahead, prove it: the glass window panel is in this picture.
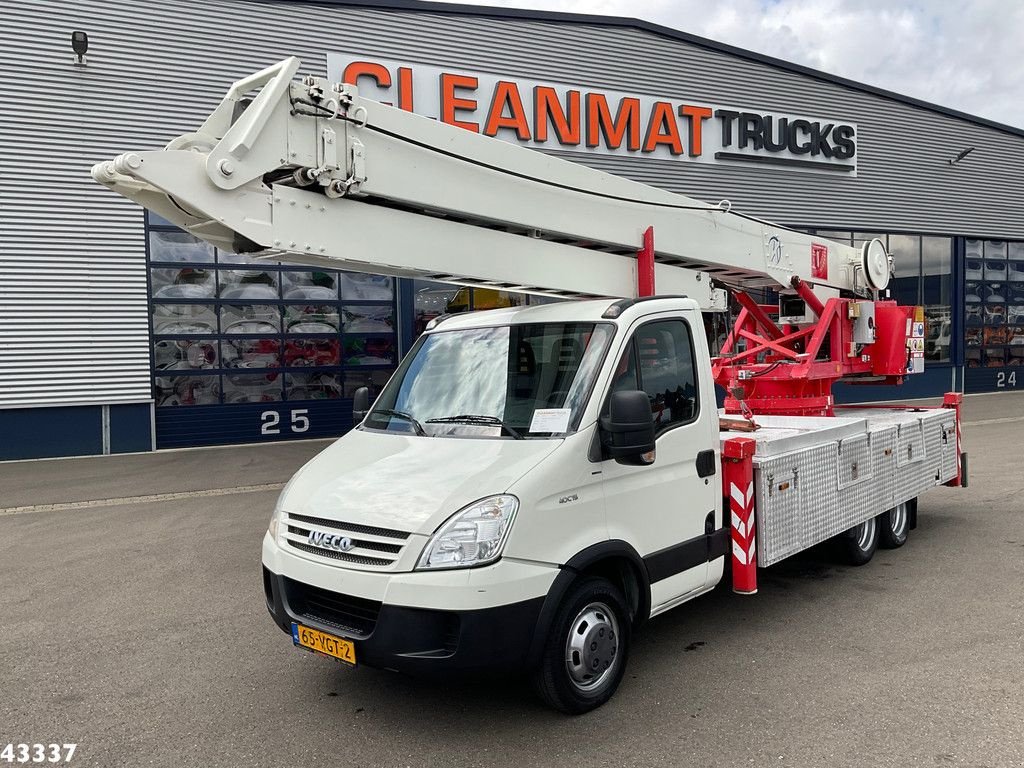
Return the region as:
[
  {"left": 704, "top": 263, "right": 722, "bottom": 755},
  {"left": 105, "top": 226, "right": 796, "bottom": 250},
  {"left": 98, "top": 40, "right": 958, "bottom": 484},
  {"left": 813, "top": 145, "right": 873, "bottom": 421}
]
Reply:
[
  {"left": 1008, "top": 241, "right": 1024, "bottom": 261},
  {"left": 221, "top": 338, "right": 281, "bottom": 369},
  {"left": 285, "top": 372, "right": 343, "bottom": 401},
  {"left": 153, "top": 338, "right": 218, "bottom": 371},
  {"left": 984, "top": 240, "right": 1007, "bottom": 260},
  {"left": 154, "top": 374, "right": 220, "bottom": 407},
  {"left": 341, "top": 272, "right": 394, "bottom": 301},
  {"left": 151, "top": 267, "right": 216, "bottom": 300},
  {"left": 342, "top": 370, "right": 394, "bottom": 398},
  {"left": 220, "top": 304, "right": 280, "bottom": 335},
  {"left": 218, "top": 269, "right": 279, "bottom": 300},
  {"left": 1009, "top": 305, "right": 1024, "bottom": 325},
  {"left": 283, "top": 338, "right": 340, "bottom": 367},
  {"left": 152, "top": 304, "right": 218, "bottom": 335},
  {"left": 887, "top": 234, "right": 921, "bottom": 305},
  {"left": 221, "top": 372, "right": 282, "bottom": 403},
  {"left": 343, "top": 336, "right": 396, "bottom": 366},
  {"left": 413, "top": 280, "right": 462, "bottom": 336},
  {"left": 147, "top": 211, "right": 177, "bottom": 228},
  {"left": 342, "top": 304, "right": 395, "bottom": 333},
  {"left": 636, "top": 321, "right": 699, "bottom": 431},
  {"left": 281, "top": 270, "right": 339, "bottom": 300},
  {"left": 149, "top": 230, "right": 215, "bottom": 263},
  {"left": 285, "top": 304, "right": 341, "bottom": 334}
]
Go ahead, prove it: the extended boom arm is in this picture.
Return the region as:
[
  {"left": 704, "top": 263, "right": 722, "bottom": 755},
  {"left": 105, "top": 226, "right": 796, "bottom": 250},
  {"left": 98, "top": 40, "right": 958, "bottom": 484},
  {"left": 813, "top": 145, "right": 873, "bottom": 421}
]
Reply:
[{"left": 92, "top": 57, "right": 892, "bottom": 309}]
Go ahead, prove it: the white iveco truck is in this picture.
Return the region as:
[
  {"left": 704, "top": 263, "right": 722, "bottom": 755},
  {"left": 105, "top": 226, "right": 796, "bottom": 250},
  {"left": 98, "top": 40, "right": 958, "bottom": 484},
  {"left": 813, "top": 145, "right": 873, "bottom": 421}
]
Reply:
[{"left": 93, "top": 58, "right": 965, "bottom": 713}]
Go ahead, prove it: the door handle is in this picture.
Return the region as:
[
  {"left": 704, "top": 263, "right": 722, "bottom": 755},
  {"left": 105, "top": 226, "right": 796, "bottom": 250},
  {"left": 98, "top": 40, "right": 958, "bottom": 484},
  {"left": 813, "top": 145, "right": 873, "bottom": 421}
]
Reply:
[{"left": 696, "top": 449, "right": 716, "bottom": 478}]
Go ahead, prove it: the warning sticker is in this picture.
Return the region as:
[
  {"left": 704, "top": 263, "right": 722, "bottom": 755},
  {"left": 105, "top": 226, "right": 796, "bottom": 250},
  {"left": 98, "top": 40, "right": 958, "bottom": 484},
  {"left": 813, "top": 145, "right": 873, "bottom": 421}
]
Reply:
[
  {"left": 811, "top": 243, "right": 829, "bottom": 280},
  {"left": 912, "top": 322, "right": 925, "bottom": 338}
]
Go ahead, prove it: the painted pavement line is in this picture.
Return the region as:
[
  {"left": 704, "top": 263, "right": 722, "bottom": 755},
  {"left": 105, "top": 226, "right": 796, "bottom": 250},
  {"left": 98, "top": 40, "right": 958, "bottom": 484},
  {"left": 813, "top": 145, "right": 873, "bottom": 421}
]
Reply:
[{"left": 0, "top": 482, "right": 286, "bottom": 517}]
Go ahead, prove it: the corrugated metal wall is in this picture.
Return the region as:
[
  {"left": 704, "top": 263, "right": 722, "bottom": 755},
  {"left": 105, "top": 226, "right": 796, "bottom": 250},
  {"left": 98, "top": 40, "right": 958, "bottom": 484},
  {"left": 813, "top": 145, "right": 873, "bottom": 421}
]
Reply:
[{"left": 3, "top": 0, "right": 1022, "bottom": 410}]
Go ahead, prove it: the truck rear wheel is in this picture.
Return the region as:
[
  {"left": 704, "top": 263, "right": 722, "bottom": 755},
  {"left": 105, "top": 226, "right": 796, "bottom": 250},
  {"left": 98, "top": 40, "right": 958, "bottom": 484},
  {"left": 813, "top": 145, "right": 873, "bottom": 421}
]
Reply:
[
  {"left": 840, "top": 516, "right": 879, "bottom": 566},
  {"left": 531, "top": 576, "right": 631, "bottom": 715},
  {"left": 878, "top": 500, "right": 911, "bottom": 549}
]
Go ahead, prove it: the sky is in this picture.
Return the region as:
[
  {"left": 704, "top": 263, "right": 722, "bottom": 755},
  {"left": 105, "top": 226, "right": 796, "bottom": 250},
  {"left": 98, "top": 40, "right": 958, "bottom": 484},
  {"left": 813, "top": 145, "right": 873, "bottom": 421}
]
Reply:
[{"left": 439, "top": 0, "right": 1024, "bottom": 129}]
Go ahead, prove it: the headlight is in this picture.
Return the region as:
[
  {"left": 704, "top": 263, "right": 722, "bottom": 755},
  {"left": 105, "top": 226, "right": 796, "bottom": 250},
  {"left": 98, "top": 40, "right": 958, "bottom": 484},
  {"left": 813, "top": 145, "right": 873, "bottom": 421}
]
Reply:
[
  {"left": 268, "top": 476, "right": 297, "bottom": 542},
  {"left": 417, "top": 495, "right": 519, "bottom": 570}
]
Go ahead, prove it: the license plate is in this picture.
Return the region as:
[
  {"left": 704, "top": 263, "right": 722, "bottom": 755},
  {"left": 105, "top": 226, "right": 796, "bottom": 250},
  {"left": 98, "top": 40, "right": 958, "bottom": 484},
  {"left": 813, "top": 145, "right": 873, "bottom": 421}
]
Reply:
[{"left": 291, "top": 623, "right": 356, "bottom": 665}]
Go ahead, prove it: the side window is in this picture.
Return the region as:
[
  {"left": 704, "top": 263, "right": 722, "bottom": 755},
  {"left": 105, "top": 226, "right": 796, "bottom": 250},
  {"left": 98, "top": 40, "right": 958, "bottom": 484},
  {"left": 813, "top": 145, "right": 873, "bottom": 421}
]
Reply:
[{"left": 635, "top": 320, "right": 699, "bottom": 433}]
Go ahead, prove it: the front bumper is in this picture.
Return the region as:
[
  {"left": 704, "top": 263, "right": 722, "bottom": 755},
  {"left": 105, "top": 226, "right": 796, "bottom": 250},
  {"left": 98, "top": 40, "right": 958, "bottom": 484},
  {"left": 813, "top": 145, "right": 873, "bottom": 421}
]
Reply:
[{"left": 262, "top": 533, "right": 555, "bottom": 675}]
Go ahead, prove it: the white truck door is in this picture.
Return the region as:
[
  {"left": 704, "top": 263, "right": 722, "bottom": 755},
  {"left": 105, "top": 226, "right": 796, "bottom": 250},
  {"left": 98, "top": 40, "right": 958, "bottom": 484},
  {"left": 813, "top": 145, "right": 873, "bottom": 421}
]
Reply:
[{"left": 600, "top": 314, "right": 719, "bottom": 613}]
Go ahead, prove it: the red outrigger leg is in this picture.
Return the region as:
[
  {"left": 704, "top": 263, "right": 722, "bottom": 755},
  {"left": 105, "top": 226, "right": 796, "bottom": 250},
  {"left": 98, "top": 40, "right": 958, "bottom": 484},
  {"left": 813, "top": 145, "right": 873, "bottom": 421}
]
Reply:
[{"left": 722, "top": 437, "right": 757, "bottom": 594}]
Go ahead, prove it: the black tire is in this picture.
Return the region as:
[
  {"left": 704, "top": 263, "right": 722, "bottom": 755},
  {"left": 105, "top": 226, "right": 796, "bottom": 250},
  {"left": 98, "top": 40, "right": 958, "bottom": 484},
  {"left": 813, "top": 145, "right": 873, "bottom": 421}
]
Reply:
[
  {"left": 531, "top": 576, "right": 631, "bottom": 715},
  {"left": 840, "top": 516, "right": 879, "bottom": 566},
  {"left": 878, "top": 500, "right": 912, "bottom": 549}
]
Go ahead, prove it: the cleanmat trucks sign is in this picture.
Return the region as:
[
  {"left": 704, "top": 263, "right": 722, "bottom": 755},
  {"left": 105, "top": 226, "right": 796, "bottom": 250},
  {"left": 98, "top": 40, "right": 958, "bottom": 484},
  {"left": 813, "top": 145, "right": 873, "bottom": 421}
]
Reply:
[{"left": 327, "top": 53, "right": 857, "bottom": 174}]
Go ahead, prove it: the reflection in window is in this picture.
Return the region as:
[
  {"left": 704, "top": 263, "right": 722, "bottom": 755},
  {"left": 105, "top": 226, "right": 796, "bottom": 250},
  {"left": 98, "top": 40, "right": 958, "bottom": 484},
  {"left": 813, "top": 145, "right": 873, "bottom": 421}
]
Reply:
[
  {"left": 284, "top": 304, "right": 340, "bottom": 334},
  {"left": 149, "top": 231, "right": 215, "bottom": 263},
  {"left": 282, "top": 271, "right": 338, "bottom": 300},
  {"left": 152, "top": 304, "right": 218, "bottom": 335},
  {"left": 154, "top": 339, "right": 218, "bottom": 371},
  {"left": 222, "top": 372, "right": 282, "bottom": 403},
  {"left": 341, "top": 272, "right": 394, "bottom": 301},
  {"left": 154, "top": 374, "right": 220, "bottom": 407},
  {"left": 342, "top": 305, "right": 394, "bottom": 333},
  {"left": 221, "top": 338, "right": 281, "bottom": 369},
  {"left": 220, "top": 304, "right": 280, "bottom": 335},
  {"left": 285, "top": 372, "right": 343, "bottom": 400},
  {"left": 219, "top": 270, "right": 279, "bottom": 300},
  {"left": 343, "top": 337, "right": 395, "bottom": 366},
  {"left": 887, "top": 234, "right": 921, "bottom": 306},
  {"left": 614, "top": 320, "right": 699, "bottom": 433},
  {"left": 921, "top": 237, "right": 952, "bottom": 363},
  {"left": 283, "top": 338, "right": 340, "bottom": 367},
  {"left": 342, "top": 370, "right": 393, "bottom": 398},
  {"left": 151, "top": 267, "right": 215, "bottom": 299}
]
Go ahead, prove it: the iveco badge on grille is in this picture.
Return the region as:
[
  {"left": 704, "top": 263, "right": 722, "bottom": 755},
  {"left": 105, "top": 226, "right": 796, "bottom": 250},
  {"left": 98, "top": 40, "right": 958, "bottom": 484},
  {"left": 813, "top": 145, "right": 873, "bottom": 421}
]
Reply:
[{"left": 307, "top": 530, "right": 354, "bottom": 552}]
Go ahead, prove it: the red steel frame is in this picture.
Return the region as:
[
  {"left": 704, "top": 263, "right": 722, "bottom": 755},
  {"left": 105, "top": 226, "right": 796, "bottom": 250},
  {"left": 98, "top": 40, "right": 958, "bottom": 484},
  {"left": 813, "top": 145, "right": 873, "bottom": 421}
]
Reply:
[{"left": 711, "top": 278, "right": 913, "bottom": 417}]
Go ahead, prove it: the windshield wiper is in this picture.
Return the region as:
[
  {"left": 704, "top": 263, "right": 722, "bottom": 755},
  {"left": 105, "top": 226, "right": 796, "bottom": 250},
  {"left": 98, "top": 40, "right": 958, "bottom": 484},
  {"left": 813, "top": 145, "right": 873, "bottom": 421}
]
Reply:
[
  {"left": 426, "top": 414, "right": 525, "bottom": 439},
  {"left": 371, "top": 408, "right": 428, "bottom": 437}
]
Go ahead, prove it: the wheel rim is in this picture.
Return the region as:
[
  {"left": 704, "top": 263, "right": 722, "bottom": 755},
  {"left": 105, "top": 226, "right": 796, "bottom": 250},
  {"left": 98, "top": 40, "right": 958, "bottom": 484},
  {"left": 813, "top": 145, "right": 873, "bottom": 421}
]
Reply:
[
  {"left": 890, "top": 502, "right": 908, "bottom": 538},
  {"left": 565, "top": 601, "right": 620, "bottom": 692},
  {"left": 855, "top": 517, "right": 877, "bottom": 551}
]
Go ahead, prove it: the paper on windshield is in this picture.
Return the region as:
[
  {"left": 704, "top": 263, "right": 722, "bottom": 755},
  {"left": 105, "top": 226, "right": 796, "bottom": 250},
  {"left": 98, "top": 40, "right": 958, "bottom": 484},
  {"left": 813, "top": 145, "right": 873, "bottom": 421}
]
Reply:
[{"left": 529, "top": 408, "right": 571, "bottom": 434}]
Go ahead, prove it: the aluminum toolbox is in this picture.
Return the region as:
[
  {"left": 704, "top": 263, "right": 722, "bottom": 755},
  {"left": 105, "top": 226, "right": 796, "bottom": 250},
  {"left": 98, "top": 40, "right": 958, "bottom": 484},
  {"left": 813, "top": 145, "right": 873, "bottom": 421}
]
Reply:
[{"left": 721, "top": 408, "right": 958, "bottom": 566}]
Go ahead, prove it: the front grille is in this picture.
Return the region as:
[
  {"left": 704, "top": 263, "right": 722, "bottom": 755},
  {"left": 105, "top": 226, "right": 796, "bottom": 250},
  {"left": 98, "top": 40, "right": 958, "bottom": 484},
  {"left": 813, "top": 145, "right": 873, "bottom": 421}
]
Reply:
[
  {"left": 281, "top": 512, "right": 410, "bottom": 569},
  {"left": 287, "top": 541, "right": 393, "bottom": 567},
  {"left": 284, "top": 577, "right": 381, "bottom": 637}
]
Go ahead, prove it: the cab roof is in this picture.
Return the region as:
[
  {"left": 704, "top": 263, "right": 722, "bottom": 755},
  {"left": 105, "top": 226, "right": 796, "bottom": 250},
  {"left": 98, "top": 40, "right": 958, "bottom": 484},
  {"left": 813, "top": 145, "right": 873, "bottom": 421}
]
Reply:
[{"left": 426, "top": 296, "right": 700, "bottom": 332}]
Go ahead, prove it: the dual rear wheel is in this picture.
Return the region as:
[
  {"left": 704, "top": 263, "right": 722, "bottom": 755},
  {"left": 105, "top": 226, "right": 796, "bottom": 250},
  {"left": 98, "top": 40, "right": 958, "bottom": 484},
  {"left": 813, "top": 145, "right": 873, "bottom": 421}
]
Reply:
[{"left": 840, "top": 499, "right": 913, "bottom": 565}]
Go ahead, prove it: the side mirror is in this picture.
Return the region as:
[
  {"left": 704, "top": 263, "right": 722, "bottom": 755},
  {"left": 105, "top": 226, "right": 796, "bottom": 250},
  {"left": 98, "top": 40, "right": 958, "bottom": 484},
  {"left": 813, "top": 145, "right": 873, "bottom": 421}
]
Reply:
[
  {"left": 352, "top": 386, "right": 371, "bottom": 424},
  {"left": 600, "top": 390, "right": 656, "bottom": 465}
]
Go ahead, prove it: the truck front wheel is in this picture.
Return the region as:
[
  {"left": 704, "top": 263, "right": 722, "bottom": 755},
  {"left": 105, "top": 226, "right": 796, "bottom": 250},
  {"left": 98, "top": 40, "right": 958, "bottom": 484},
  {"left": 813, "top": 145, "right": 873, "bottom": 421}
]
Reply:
[
  {"left": 840, "top": 517, "right": 879, "bottom": 566},
  {"left": 531, "top": 576, "right": 631, "bottom": 715}
]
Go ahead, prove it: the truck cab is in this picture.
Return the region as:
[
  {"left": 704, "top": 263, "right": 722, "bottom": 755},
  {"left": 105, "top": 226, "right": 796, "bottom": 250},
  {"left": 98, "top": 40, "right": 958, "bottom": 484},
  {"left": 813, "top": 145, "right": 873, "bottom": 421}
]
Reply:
[{"left": 262, "top": 296, "right": 723, "bottom": 712}]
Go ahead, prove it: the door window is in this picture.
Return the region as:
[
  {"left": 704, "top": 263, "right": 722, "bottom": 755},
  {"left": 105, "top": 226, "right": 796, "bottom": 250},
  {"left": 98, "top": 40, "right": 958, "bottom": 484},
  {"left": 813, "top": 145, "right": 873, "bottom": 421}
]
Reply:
[{"left": 610, "top": 320, "right": 699, "bottom": 434}]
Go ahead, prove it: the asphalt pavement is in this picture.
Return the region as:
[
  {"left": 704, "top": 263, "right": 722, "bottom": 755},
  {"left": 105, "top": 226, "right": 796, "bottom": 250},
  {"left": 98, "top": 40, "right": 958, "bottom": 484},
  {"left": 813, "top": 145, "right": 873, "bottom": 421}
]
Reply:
[{"left": 1, "top": 393, "right": 1022, "bottom": 768}]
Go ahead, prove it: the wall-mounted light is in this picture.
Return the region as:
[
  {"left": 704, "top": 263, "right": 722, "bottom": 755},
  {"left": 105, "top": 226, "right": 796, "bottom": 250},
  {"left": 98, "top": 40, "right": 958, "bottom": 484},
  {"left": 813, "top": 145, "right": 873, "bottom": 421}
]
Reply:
[
  {"left": 71, "top": 30, "right": 88, "bottom": 66},
  {"left": 949, "top": 146, "right": 975, "bottom": 165}
]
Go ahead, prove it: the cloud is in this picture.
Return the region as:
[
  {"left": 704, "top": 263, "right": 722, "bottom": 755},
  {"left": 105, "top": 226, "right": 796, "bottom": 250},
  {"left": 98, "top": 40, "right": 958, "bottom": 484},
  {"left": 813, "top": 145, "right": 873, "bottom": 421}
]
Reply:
[{"left": 438, "top": 0, "right": 1024, "bottom": 128}]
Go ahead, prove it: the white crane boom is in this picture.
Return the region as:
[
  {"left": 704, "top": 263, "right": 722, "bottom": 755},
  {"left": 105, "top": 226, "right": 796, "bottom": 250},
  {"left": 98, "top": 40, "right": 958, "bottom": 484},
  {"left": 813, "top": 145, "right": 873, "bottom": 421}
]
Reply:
[{"left": 91, "top": 57, "right": 891, "bottom": 309}]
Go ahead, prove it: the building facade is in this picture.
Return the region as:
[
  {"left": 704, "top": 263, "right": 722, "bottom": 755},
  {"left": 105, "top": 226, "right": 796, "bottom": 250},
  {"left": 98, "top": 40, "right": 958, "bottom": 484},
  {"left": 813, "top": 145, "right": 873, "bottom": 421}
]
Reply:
[{"left": 2, "top": 0, "right": 1023, "bottom": 460}]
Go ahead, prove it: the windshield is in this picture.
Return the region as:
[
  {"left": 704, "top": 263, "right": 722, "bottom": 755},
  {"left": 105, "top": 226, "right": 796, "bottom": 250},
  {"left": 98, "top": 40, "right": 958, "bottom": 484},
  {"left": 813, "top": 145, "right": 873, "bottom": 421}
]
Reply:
[{"left": 365, "top": 322, "right": 614, "bottom": 438}]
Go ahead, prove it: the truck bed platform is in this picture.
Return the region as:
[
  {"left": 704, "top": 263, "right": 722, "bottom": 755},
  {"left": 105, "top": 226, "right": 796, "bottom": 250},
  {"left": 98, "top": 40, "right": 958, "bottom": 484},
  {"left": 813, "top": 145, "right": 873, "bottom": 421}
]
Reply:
[{"left": 721, "top": 407, "right": 958, "bottom": 566}]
